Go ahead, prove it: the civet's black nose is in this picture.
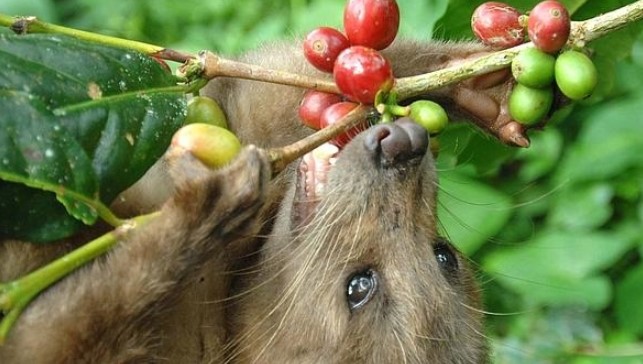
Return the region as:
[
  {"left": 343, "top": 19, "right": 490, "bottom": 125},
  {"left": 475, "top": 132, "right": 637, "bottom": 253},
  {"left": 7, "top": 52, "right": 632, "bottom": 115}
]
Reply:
[{"left": 364, "top": 117, "right": 428, "bottom": 166}]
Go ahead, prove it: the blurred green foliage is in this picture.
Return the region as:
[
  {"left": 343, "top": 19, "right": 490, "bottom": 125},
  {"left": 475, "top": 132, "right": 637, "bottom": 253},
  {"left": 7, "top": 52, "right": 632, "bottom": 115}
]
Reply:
[{"left": 1, "top": 0, "right": 642, "bottom": 362}]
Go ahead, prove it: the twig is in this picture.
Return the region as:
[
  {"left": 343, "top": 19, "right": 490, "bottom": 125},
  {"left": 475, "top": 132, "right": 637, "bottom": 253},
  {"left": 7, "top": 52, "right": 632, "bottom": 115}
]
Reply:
[
  {"left": 199, "top": 51, "right": 339, "bottom": 94},
  {"left": 569, "top": 0, "right": 643, "bottom": 48},
  {"left": 395, "top": 0, "right": 643, "bottom": 100},
  {"left": 0, "top": 14, "right": 194, "bottom": 63},
  {"left": 193, "top": 1, "right": 643, "bottom": 101},
  {"left": 3, "top": 1, "right": 641, "bottom": 97},
  {"left": 269, "top": 105, "right": 371, "bottom": 173}
]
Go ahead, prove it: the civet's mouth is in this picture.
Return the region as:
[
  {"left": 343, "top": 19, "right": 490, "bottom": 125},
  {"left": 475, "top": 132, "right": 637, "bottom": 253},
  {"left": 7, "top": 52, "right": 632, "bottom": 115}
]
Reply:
[
  {"left": 299, "top": 142, "right": 339, "bottom": 200},
  {"left": 292, "top": 117, "right": 430, "bottom": 227},
  {"left": 293, "top": 142, "right": 339, "bottom": 226}
]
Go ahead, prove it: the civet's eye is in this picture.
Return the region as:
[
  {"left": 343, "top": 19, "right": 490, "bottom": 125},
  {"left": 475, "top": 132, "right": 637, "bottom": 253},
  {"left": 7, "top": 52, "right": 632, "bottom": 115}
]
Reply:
[
  {"left": 434, "top": 237, "right": 459, "bottom": 277},
  {"left": 346, "top": 270, "right": 378, "bottom": 310}
]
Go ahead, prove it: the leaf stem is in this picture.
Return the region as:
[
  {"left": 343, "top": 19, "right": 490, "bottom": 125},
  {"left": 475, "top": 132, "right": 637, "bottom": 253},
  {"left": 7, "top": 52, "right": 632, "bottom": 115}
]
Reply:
[
  {"left": 0, "top": 172, "right": 125, "bottom": 227},
  {"left": 0, "top": 14, "right": 194, "bottom": 63},
  {"left": 0, "top": 212, "right": 159, "bottom": 344},
  {"left": 376, "top": 103, "right": 410, "bottom": 116},
  {"left": 54, "top": 84, "right": 190, "bottom": 114}
]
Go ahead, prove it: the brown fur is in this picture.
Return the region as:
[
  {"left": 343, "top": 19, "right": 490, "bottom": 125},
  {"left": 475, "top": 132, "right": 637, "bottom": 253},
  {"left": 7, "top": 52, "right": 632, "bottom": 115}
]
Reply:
[
  {"left": 226, "top": 127, "right": 485, "bottom": 363},
  {"left": 1, "top": 147, "right": 271, "bottom": 363},
  {"left": 0, "top": 39, "right": 498, "bottom": 363}
]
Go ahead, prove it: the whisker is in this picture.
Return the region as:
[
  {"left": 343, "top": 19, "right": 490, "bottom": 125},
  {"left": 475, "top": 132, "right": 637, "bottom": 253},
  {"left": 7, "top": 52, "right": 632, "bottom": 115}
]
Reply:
[{"left": 393, "top": 328, "right": 409, "bottom": 364}]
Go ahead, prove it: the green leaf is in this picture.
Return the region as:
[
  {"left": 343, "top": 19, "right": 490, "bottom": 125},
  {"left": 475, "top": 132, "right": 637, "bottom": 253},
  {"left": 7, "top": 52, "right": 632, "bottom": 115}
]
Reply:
[
  {"left": 555, "top": 95, "right": 643, "bottom": 183},
  {"left": 56, "top": 92, "right": 187, "bottom": 202},
  {"left": 398, "top": 0, "right": 448, "bottom": 39},
  {"left": 0, "top": 91, "right": 98, "bottom": 236},
  {"left": 574, "top": 1, "right": 643, "bottom": 100},
  {"left": 0, "top": 182, "right": 84, "bottom": 242},
  {"left": 0, "top": 34, "right": 186, "bottom": 242},
  {"left": 515, "top": 128, "right": 563, "bottom": 182},
  {"left": 432, "top": 0, "right": 482, "bottom": 40},
  {"left": 613, "top": 61, "right": 643, "bottom": 96},
  {"left": 615, "top": 263, "right": 643, "bottom": 336},
  {"left": 547, "top": 182, "right": 614, "bottom": 231},
  {"left": 434, "top": 123, "right": 473, "bottom": 171},
  {"left": 633, "top": 32, "right": 643, "bottom": 67},
  {"left": 483, "top": 230, "right": 633, "bottom": 309},
  {"left": 437, "top": 169, "right": 512, "bottom": 255},
  {"left": 492, "top": 308, "right": 602, "bottom": 363},
  {"left": 1, "top": 36, "right": 176, "bottom": 107},
  {"left": 437, "top": 123, "right": 516, "bottom": 176}
]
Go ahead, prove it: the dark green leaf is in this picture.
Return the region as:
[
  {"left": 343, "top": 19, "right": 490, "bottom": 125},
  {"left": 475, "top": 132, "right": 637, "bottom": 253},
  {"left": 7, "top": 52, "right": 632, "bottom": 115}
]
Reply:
[
  {"left": 0, "top": 34, "right": 186, "bottom": 242},
  {"left": 0, "top": 90, "right": 98, "bottom": 238},
  {"left": 56, "top": 92, "right": 187, "bottom": 202},
  {"left": 0, "top": 182, "right": 84, "bottom": 242},
  {"left": 0, "top": 35, "right": 178, "bottom": 107},
  {"left": 432, "top": 0, "right": 483, "bottom": 40}
]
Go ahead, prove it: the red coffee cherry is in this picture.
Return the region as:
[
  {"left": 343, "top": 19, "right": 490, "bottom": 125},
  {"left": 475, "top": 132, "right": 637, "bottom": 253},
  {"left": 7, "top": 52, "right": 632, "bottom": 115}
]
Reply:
[
  {"left": 343, "top": 0, "right": 400, "bottom": 50},
  {"left": 527, "top": 0, "right": 571, "bottom": 53},
  {"left": 333, "top": 46, "right": 394, "bottom": 104},
  {"left": 298, "top": 90, "right": 343, "bottom": 130},
  {"left": 471, "top": 2, "right": 526, "bottom": 49},
  {"left": 319, "top": 101, "right": 368, "bottom": 148},
  {"left": 303, "top": 27, "right": 350, "bottom": 73}
]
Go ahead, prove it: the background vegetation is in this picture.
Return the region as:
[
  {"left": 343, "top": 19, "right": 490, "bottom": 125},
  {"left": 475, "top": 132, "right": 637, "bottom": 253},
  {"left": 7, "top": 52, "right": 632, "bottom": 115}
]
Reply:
[{"left": 1, "top": 0, "right": 642, "bottom": 362}]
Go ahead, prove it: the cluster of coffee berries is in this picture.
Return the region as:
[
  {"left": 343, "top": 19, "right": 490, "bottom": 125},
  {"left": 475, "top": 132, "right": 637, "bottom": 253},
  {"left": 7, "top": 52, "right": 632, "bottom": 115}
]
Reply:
[
  {"left": 472, "top": 0, "right": 598, "bottom": 126},
  {"left": 299, "top": 0, "right": 400, "bottom": 147},
  {"left": 303, "top": 0, "right": 399, "bottom": 103},
  {"left": 171, "top": 96, "right": 241, "bottom": 169},
  {"left": 300, "top": 0, "right": 450, "bottom": 149}
]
